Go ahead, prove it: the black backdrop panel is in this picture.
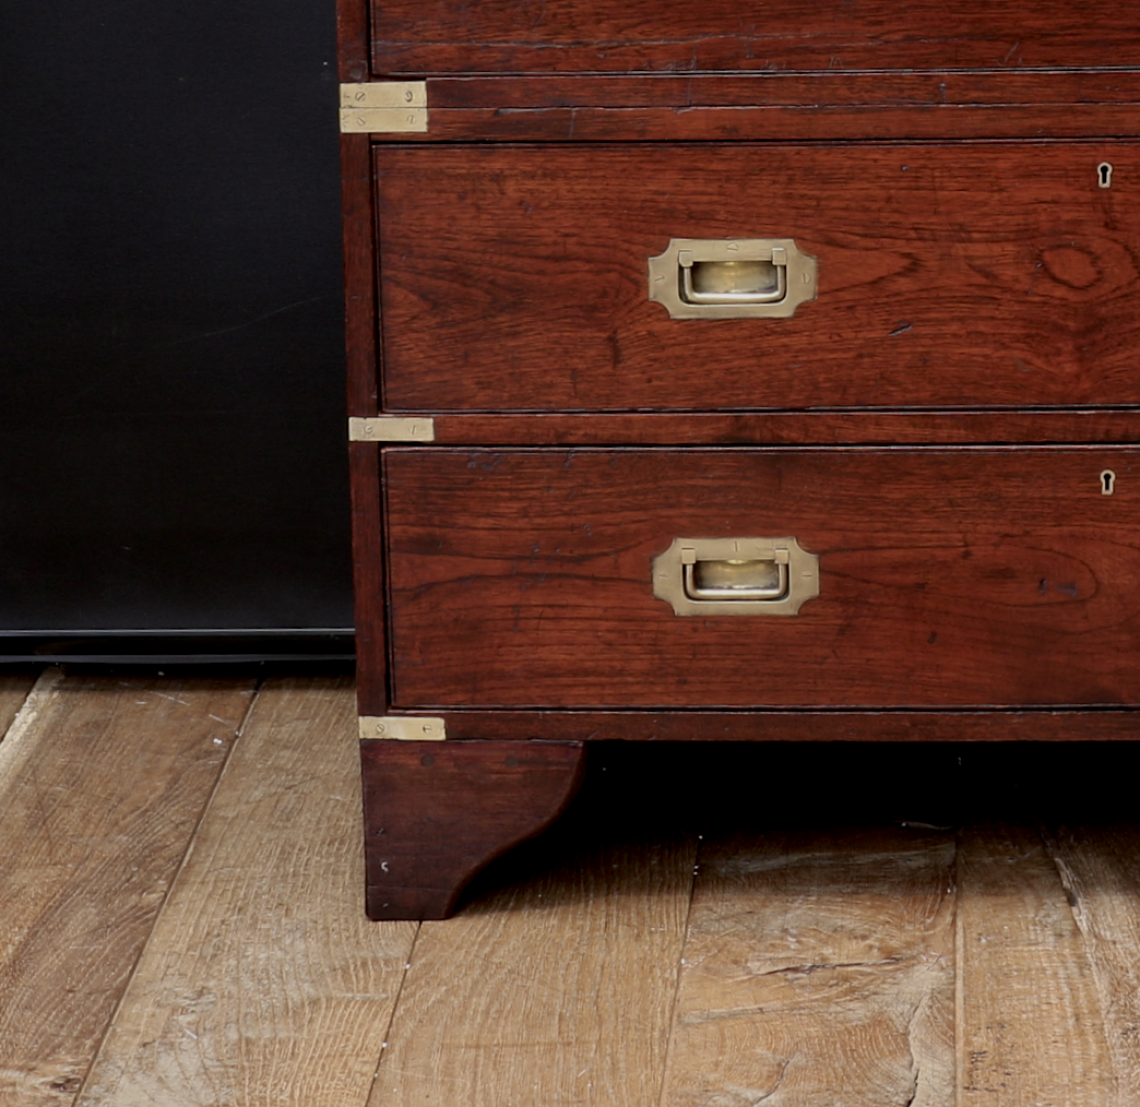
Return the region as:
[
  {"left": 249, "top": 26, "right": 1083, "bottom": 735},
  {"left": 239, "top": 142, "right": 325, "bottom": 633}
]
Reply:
[{"left": 0, "top": 0, "right": 352, "bottom": 634}]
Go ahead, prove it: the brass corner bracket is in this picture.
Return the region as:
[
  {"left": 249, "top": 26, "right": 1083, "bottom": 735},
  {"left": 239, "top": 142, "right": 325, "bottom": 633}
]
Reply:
[
  {"left": 339, "top": 82, "right": 428, "bottom": 133},
  {"left": 348, "top": 417, "right": 435, "bottom": 443},
  {"left": 359, "top": 716, "right": 447, "bottom": 741}
]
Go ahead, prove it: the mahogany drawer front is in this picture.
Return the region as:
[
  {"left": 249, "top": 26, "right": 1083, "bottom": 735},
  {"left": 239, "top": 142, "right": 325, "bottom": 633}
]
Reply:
[
  {"left": 371, "top": 0, "right": 1140, "bottom": 75},
  {"left": 377, "top": 143, "right": 1138, "bottom": 414},
  {"left": 383, "top": 446, "right": 1140, "bottom": 710}
]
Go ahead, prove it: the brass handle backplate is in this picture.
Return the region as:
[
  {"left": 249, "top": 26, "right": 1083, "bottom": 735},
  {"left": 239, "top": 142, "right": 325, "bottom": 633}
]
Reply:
[
  {"left": 648, "top": 238, "right": 818, "bottom": 319},
  {"left": 652, "top": 537, "right": 820, "bottom": 616}
]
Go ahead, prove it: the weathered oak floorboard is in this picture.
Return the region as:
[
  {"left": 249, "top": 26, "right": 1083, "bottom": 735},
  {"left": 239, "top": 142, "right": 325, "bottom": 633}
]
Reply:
[
  {"left": 0, "top": 669, "right": 38, "bottom": 740},
  {"left": 5, "top": 678, "right": 1140, "bottom": 1105},
  {"left": 659, "top": 825, "right": 956, "bottom": 1107},
  {"left": 1040, "top": 822, "right": 1140, "bottom": 1106},
  {"left": 0, "top": 669, "right": 257, "bottom": 1107},
  {"left": 369, "top": 811, "right": 698, "bottom": 1107},
  {"left": 957, "top": 820, "right": 1115, "bottom": 1106},
  {"left": 75, "top": 676, "right": 417, "bottom": 1107}
]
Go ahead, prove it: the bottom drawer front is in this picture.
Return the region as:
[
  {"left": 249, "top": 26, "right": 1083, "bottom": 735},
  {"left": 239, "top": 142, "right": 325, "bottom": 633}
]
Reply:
[{"left": 384, "top": 448, "right": 1140, "bottom": 709}]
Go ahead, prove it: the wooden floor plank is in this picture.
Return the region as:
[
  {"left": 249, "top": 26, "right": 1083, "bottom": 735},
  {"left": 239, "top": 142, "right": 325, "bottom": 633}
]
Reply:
[
  {"left": 76, "top": 676, "right": 417, "bottom": 1107},
  {"left": 1039, "top": 822, "right": 1140, "bottom": 1106},
  {"left": 658, "top": 825, "right": 956, "bottom": 1107},
  {"left": 0, "top": 669, "right": 39, "bottom": 740},
  {"left": 0, "top": 669, "right": 257, "bottom": 1107},
  {"left": 369, "top": 802, "right": 698, "bottom": 1107},
  {"left": 957, "top": 820, "right": 1114, "bottom": 1106},
  {"left": 9, "top": 687, "right": 1140, "bottom": 1106}
]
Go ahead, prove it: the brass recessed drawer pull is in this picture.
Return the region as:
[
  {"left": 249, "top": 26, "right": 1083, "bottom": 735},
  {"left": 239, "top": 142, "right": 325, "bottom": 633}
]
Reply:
[
  {"left": 653, "top": 537, "right": 819, "bottom": 616},
  {"left": 681, "top": 254, "right": 787, "bottom": 306},
  {"left": 648, "top": 238, "right": 818, "bottom": 320},
  {"left": 682, "top": 548, "right": 789, "bottom": 601}
]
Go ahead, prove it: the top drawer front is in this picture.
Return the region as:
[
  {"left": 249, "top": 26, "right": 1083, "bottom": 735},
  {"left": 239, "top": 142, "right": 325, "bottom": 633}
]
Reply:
[
  {"left": 372, "top": 1, "right": 1140, "bottom": 75},
  {"left": 378, "top": 143, "right": 1140, "bottom": 414}
]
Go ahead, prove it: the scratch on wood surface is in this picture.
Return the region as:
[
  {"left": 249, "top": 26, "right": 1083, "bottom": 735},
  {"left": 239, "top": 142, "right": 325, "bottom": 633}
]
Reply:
[
  {"left": 755, "top": 956, "right": 906, "bottom": 978},
  {"left": 152, "top": 692, "right": 193, "bottom": 706},
  {"left": 753, "top": 1052, "right": 794, "bottom": 1103},
  {"left": 1043, "top": 835, "right": 1084, "bottom": 920}
]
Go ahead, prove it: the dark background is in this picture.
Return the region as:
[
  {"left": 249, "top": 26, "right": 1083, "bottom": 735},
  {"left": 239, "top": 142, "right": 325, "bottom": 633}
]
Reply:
[{"left": 0, "top": 0, "right": 354, "bottom": 657}]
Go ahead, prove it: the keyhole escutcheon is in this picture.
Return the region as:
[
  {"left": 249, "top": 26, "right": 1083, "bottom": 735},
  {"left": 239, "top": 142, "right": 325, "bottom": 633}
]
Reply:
[
  {"left": 1098, "top": 162, "right": 1114, "bottom": 188},
  {"left": 1101, "top": 469, "right": 1116, "bottom": 495}
]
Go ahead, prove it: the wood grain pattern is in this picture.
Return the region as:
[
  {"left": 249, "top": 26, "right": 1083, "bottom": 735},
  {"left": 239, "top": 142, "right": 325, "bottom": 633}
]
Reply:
[
  {"left": 384, "top": 447, "right": 1140, "bottom": 709},
  {"left": 350, "top": 442, "right": 387, "bottom": 717},
  {"left": 341, "top": 115, "right": 385, "bottom": 717},
  {"left": 367, "top": 808, "right": 697, "bottom": 1107},
  {"left": 336, "top": 0, "right": 368, "bottom": 83},
  {"left": 371, "top": 0, "right": 1140, "bottom": 74},
  {"left": 410, "top": 410, "right": 1140, "bottom": 447},
  {"left": 361, "top": 738, "right": 587, "bottom": 918},
  {"left": 8, "top": 674, "right": 1140, "bottom": 1101},
  {"left": 407, "top": 105, "right": 1140, "bottom": 143},
  {"left": 0, "top": 670, "right": 256, "bottom": 1107},
  {"left": 379, "top": 708, "right": 1140, "bottom": 744},
  {"left": 660, "top": 826, "right": 956, "bottom": 1107},
  {"left": 378, "top": 143, "right": 1139, "bottom": 413},
  {"left": 957, "top": 821, "right": 1115, "bottom": 1105},
  {"left": 76, "top": 676, "right": 417, "bottom": 1107},
  {"left": 342, "top": 134, "right": 378, "bottom": 415},
  {"left": 369, "top": 73, "right": 1140, "bottom": 143},
  {"left": 1038, "top": 822, "right": 1140, "bottom": 1104},
  {"left": 0, "top": 670, "right": 36, "bottom": 740},
  {"left": 425, "top": 72, "right": 1140, "bottom": 111}
]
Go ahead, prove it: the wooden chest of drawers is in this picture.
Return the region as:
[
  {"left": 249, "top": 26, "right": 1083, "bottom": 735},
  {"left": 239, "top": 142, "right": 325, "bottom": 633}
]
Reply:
[{"left": 339, "top": 0, "right": 1140, "bottom": 918}]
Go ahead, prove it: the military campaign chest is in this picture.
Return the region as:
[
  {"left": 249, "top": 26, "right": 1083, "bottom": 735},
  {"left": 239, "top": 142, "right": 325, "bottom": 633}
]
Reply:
[{"left": 339, "top": 0, "right": 1140, "bottom": 918}]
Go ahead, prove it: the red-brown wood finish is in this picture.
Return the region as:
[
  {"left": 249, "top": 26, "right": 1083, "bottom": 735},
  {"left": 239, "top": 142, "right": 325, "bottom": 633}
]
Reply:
[
  {"left": 349, "top": 443, "right": 387, "bottom": 715},
  {"left": 398, "top": 411, "right": 1140, "bottom": 447},
  {"left": 342, "top": 0, "right": 1140, "bottom": 918},
  {"left": 373, "top": 105, "right": 1140, "bottom": 144},
  {"left": 338, "top": 0, "right": 375, "bottom": 415},
  {"left": 336, "top": 0, "right": 368, "bottom": 83},
  {"left": 339, "top": 0, "right": 383, "bottom": 715},
  {"left": 342, "top": 123, "right": 387, "bottom": 712},
  {"left": 376, "top": 143, "right": 1134, "bottom": 413},
  {"left": 360, "top": 739, "right": 586, "bottom": 919},
  {"left": 365, "top": 73, "right": 1140, "bottom": 143},
  {"left": 423, "top": 73, "right": 1140, "bottom": 111},
  {"left": 383, "top": 447, "right": 1140, "bottom": 709},
  {"left": 371, "top": 711, "right": 1140, "bottom": 743},
  {"left": 372, "top": 710, "right": 1140, "bottom": 744},
  {"left": 341, "top": 135, "right": 379, "bottom": 416},
  {"left": 371, "top": 0, "right": 1140, "bottom": 75}
]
